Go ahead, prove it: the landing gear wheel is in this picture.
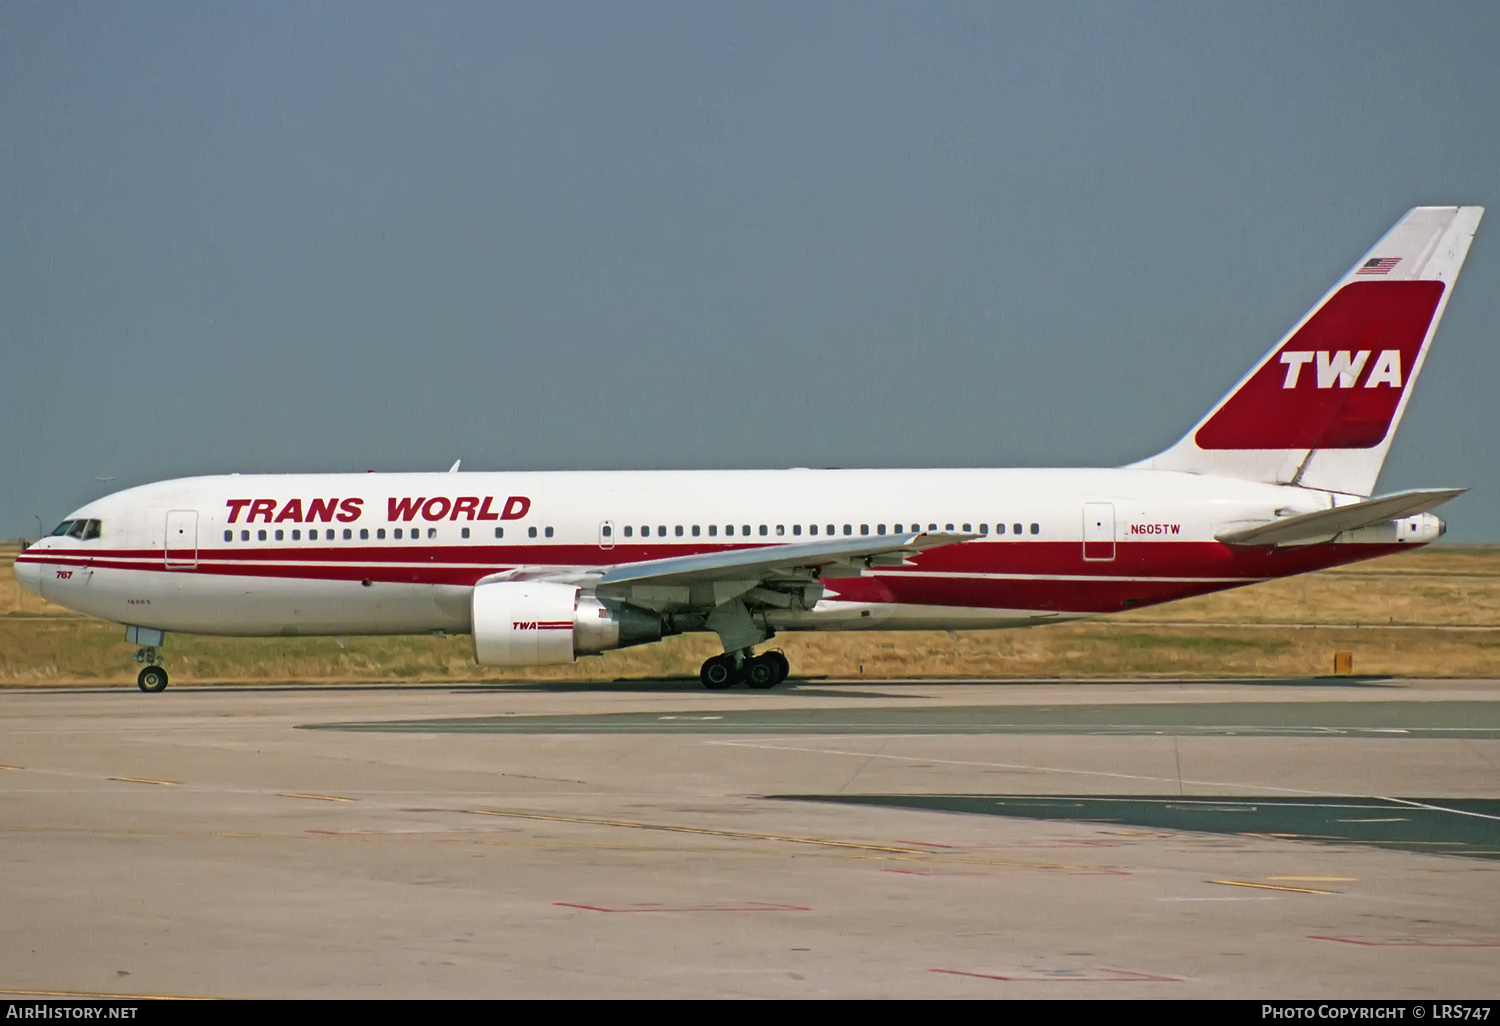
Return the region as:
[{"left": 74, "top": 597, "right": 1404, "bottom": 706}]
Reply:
[
  {"left": 700, "top": 656, "right": 736, "bottom": 690},
  {"left": 746, "top": 654, "right": 780, "bottom": 689},
  {"left": 137, "top": 666, "right": 168, "bottom": 693},
  {"left": 766, "top": 650, "right": 790, "bottom": 684}
]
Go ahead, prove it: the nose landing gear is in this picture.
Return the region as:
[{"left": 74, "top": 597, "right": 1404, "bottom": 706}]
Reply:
[
  {"left": 132, "top": 638, "right": 168, "bottom": 693},
  {"left": 699, "top": 649, "right": 790, "bottom": 690},
  {"left": 137, "top": 663, "right": 169, "bottom": 693},
  {"left": 125, "top": 627, "right": 169, "bottom": 693}
]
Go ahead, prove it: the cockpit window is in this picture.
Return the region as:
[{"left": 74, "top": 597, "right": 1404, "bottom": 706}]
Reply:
[
  {"left": 50, "top": 520, "right": 74, "bottom": 536},
  {"left": 82, "top": 520, "right": 102, "bottom": 540},
  {"left": 66, "top": 520, "right": 88, "bottom": 539}
]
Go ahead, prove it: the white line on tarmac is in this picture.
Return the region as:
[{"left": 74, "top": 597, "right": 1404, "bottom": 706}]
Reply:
[{"left": 708, "top": 738, "right": 1500, "bottom": 819}]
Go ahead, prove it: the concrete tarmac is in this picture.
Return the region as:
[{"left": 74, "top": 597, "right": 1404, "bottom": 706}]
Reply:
[{"left": 2, "top": 676, "right": 1499, "bottom": 998}]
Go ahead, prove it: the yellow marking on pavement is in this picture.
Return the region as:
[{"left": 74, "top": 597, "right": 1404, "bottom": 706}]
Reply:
[
  {"left": 277, "top": 792, "right": 354, "bottom": 802},
  {"left": 1269, "top": 876, "right": 1358, "bottom": 882},
  {"left": 1212, "top": 879, "right": 1335, "bottom": 894},
  {"left": 1337, "top": 817, "right": 1408, "bottom": 823},
  {"left": 107, "top": 776, "right": 178, "bottom": 786},
  {"left": 0, "top": 986, "right": 210, "bottom": 1000},
  {"left": 468, "top": 807, "right": 1083, "bottom": 867},
  {"left": 0, "top": 821, "right": 1109, "bottom": 871}
]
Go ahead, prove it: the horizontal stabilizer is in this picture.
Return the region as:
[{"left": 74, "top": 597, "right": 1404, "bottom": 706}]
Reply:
[{"left": 1216, "top": 488, "right": 1466, "bottom": 546}]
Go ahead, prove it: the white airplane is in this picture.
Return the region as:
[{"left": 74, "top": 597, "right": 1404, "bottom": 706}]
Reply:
[{"left": 13, "top": 206, "right": 1483, "bottom": 693}]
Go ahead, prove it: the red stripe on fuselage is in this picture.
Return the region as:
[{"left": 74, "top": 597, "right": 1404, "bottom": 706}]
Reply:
[{"left": 17, "top": 540, "right": 1415, "bottom": 615}]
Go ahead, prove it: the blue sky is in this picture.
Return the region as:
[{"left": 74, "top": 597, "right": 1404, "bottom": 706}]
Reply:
[{"left": 2, "top": 2, "right": 1496, "bottom": 538}]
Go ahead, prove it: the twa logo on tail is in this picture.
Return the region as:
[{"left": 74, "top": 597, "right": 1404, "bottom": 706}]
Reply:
[
  {"left": 1193, "top": 279, "right": 1445, "bottom": 451},
  {"left": 1278, "top": 350, "right": 1404, "bottom": 389}
]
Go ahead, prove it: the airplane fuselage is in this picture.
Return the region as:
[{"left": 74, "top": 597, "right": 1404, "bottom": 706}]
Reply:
[
  {"left": 14, "top": 467, "right": 1437, "bottom": 639},
  {"left": 10, "top": 205, "right": 1480, "bottom": 691}
]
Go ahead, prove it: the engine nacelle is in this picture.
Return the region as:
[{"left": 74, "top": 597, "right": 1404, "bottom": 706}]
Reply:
[{"left": 471, "top": 580, "right": 663, "bottom": 666}]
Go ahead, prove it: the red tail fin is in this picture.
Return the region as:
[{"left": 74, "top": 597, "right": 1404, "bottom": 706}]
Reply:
[{"left": 1140, "top": 207, "right": 1482, "bottom": 495}]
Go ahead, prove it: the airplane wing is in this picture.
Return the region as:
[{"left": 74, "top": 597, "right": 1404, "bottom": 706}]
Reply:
[
  {"left": 477, "top": 532, "right": 975, "bottom": 610},
  {"left": 595, "top": 531, "right": 974, "bottom": 610},
  {"left": 1215, "top": 488, "right": 1466, "bottom": 546}
]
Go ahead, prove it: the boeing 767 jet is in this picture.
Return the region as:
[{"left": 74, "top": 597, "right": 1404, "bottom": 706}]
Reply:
[{"left": 14, "top": 206, "right": 1483, "bottom": 691}]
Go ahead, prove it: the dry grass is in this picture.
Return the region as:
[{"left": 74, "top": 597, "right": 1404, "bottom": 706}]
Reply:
[{"left": 4, "top": 544, "right": 1498, "bottom": 685}]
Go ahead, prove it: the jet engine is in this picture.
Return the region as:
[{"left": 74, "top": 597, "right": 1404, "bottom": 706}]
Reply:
[{"left": 471, "top": 580, "right": 663, "bottom": 666}]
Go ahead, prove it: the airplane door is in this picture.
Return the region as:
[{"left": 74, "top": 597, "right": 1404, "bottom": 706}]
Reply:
[
  {"left": 165, "top": 510, "right": 199, "bottom": 569},
  {"left": 598, "top": 520, "right": 615, "bottom": 550},
  {"left": 1082, "top": 502, "right": 1115, "bottom": 561}
]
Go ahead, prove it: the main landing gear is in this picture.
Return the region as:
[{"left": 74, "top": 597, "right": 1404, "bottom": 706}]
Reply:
[{"left": 699, "top": 650, "right": 790, "bottom": 690}]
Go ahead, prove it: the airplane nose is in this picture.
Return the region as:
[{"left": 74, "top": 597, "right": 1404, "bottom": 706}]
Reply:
[{"left": 13, "top": 554, "right": 42, "bottom": 596}]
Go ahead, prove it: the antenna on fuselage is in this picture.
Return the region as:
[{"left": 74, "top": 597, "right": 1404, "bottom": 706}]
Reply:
[{"left": 448, "top": 460, "right": 461, "bottom": 473}]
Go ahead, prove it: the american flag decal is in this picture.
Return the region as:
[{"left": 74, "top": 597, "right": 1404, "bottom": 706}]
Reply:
[{"left": 1356, "top": 257, "right": 1401, "bottom": 276}]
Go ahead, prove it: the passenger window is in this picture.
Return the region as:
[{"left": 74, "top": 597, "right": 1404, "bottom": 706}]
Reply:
[
  {"left": 394, "top": 528, "right": 402, "bottom": 540},
  {"left": 344, "top": 528, "right": 353, "bottom": 540},
  {"left": 293, "top": 530, "right": 302, "bottom": 541},
  {"left": 494, "top": 527, "right": 503, "bottom": 539},
  {"left": 427, "top": 528, "right": 437, "bottom": 539},
  {"left": 675, "top": 525, "right": 684, "bottom": 537},
  {"left": 223, "top": 530, "right": 232, "bottom": 542},
  {"left": 1030, "top": 523, "right": 1040, "bottom": 535},
  {"left": 360, "top": 528, "right": 368, "bottom": 540},
  {"left": 658, "top": 526, "right": 666, "bottom": 537},
  {"left": 962, "top": 523, "right": 971, "bottom": 532},
  {"left": 241, "top": 530, "right": 250, "bottom": 541},
  {"left": 545, "top": 527, "right": 554, "bottom": 538},
  {"left": 602, "top": 525, "right": 612, "bottom": 538},
  {"left": 776, "top": 525, "right": 785, "bottom": 536},
  {"left": 1013, "top": 523, "right": 1022, "bottom": 535},
  {"left": 793, "top": 525, "right": 801, "bottom": 536},
  {"left": 978, "top": 523, "right": 988, "bottom": 536},
  {"left": 877, "top": 524, "right": 886, "bottom": 535},
  {"left": 810, "top": 525, "right": 818, "bottom": 536},
  {"left": 759, "top": 525, "right": 768, "bottom": 537},
  {"left": 461, "top": 527, "right": 470, "bottom": 539},
  {"left": 375, "top": 529, "right": 384, "bottom": 540},
  {"left": 742, "top": 525, "right": 750, "bottom": 536},
  {"left": 844, "top": 524, "right": 853, "bottom": 536},
  {"left": 725, "top": 525, "right": 733, "bottom": 536},
  {"left": 826, "top": 525, "right": 835, "bottom": 536},
  {"left": 945, "top": 523, "right": 955, "bottom": 531},
  {"left": 692, "top": 525, "right": 700, "bottom": 537},
  {"left": 641, "top": 526, "right": 649, "bottom": 537},
  {"left": 860, "top": 524, "right": 869, "bottom": 535},
  {"left": 528, "top": 527, "right": 538, "bottom": 538},
  {"left": 996, "top": 523, "right": 1005, "bottom": 535},
  {"left": 624, "top": 526, "right": 633, "bottom": 537},
  {"left": 709, "top": 525, "right": 718, "bottom": 537}
]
